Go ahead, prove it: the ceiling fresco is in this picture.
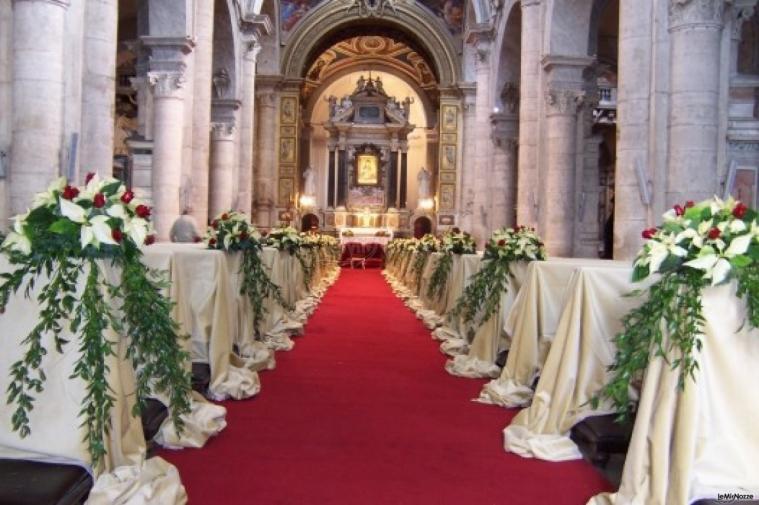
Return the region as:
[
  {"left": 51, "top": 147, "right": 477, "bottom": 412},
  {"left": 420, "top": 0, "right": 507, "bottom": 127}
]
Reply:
[{"left": 280, "top": 0, "right": 465, "bottom": 35}]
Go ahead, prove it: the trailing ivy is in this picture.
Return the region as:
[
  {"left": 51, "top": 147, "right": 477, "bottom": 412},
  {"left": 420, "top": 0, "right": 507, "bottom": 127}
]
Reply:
[
  {"left": 427, "top": 253, "right": 453, "bottom": 301},
  {"left": 426, "top": 229, "right": 477, "bottom": 301},
  {"left": 0, "top": 174, "right": 191, "bottom": 469},
  {"left": 593, "top": 197, "right": 759, "bottom": 420}
]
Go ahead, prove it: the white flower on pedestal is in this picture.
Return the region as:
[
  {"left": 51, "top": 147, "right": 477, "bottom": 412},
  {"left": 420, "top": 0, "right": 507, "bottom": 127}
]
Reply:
[{"left": 60, "top": 199, "right": 87, "bottom": 224}]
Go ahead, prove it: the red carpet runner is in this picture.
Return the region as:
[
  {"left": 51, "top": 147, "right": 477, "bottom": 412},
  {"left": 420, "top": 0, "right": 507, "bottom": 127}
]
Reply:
[{"left": 160, "top": 269, "right": 612, "bottom": 504}]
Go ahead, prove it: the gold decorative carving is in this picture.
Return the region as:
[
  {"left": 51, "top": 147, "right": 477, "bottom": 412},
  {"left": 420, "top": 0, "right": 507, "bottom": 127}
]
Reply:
[
  {"left": 440, "top": 184, "right": 456, "bottom": 210},
  {"left": 280, "top": 138, "right": 296, "bottom": 163},
  {"left": 278, "top": 178, "right": 295, "bottom": 206},
  {"left": 441, "top": 105, "right": 458, "bottom": 132},
  {"left": 440, "top": 171, "right": 456, "bottom": 184}
]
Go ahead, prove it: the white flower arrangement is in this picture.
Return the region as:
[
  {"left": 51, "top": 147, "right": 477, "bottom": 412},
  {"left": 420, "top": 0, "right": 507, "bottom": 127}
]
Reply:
[
  {"left": 203, "top": 210, "right": 261, "bottom": 251},
  {"left": 485, "top": 226, "right": 546, "bottom": 261},
  {"left": 266, "top": 225, "right": 302, "bottom": 253}
]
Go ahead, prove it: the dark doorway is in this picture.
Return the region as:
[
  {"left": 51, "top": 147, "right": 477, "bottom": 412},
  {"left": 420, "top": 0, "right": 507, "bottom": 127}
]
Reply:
[
  {"left": 301, "top": 213, "right": 319, "bottom": 232},
  {"left": 413, "top": 216, "right": 432, "bottom": 238}
]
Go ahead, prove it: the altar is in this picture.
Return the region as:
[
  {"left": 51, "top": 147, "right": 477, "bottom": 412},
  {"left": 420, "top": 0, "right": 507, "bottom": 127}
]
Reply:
[{"left": 338, "top": 227, "right": 394, "bottom": 246}]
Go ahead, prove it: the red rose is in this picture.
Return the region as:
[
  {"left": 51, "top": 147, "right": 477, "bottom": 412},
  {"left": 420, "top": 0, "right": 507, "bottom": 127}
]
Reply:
[
  {"left": 193, "top": 236, "right": 202, "bottom": 243},
  {"left": 121, "top": 190, "right": 134, "bottom": 204},
  {"left": 708, "top": 227, "right": 721, "bottom": 240},
  {"left": 135, "top": 205, "right": 151, "bottom": 218},
  {"left": 93, "top": 193, "right": 106, "bottom": 208},
  {"left": 212, "top": 219, "right": 220, "bottom": 230},
  {"left": 497, "top": 239, "right": 507, "bottom": 247},
  {"left": 642, "top": 228, "right": 657, "bottom": 239},
  {"left": 685, "top": 200, "right": 695, "bottom": 208},
  {"left": 209, "top": 238, "right": 217, "bottom": 247},
  {"left": 85, "top": 172, "right": 96, "bottom": 184},
  {"left": 674, "top": 204, "right": 685, "bottom": 216},
  {"left": 221, "top": 213, "right": 230, "bottom": 220},
  {"left": 111, "top": 228, "right": 123, "bottom": 243},
  {"left": 733, "top": 202, "right": 748, "bottom": 219},
  {"left": 62, "top": 185, "right": 79, "bottom": 200},
  {"left": 144, "top": 234, "right": 156, "bottom": 246},
  {"left": 240, "top": 231, "right": 249, "bottom": 240}
]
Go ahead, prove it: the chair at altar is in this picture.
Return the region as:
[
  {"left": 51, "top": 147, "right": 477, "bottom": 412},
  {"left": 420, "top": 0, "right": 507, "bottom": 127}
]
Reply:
[
  {"left": 362, "top": 243, "right": 385, "bottom": 269},
  {"left": 340, "top": 241, "right": 367, "bottom": 268}
]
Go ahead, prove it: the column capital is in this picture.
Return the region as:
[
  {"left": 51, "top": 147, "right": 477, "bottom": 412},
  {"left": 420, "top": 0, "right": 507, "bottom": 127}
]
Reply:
[
  {"left": 211, "top": 122, "right": 236, "bottom": 140},
  {"left": 544, "top": 87, "right": 585, "bottom": 116},
  {"left": 668, "top": 0, "right": 728, "bottom": 31},
  {"left": 148, "top": 71, "right": 185, "bottom": 99},
  {"left": 243, "top": 38, "right": 262, "bottom": 63}
]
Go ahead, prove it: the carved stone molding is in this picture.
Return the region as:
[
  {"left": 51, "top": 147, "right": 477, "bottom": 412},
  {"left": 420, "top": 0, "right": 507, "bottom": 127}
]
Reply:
[
  {"left": 211, "top": 122, "right": 236, "bottom": 140},
  {"left": 147, "top": 71, "right": 185, "bottom": 99},
  {"left": 730, "top": 1, "right": 758, "bottom": 38},
  {"left": 13, "top": 0, "right": 69, "bottom": 7},
  {"left": 668, "top": 0, "right": 728, "bottom": 31},
  {"left": 243, "top": 39, "right": 262, "bottom": 62},
  {"left": 544, "top": 88, "right": 585, "bottom": 116}
]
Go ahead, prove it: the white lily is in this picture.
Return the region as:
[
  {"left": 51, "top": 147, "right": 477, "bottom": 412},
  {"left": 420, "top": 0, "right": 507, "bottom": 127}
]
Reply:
[
  {"left": 675, "top": 228, "right": 703, "bottom": 249},
  {"left": 724, "top": 233, "right": 752, "bottom": 257},
  {"left": 647, "top": 236, "right": 688, "bottom": 274},
  {"left": 13, "top": 211, "right": 30, "bottom": 234},
  {"left": 2, "top": 232, "right": 32, "bottom": 255},
  {"left": 124, "top": 217, "right": 148, "bottom": 246},
  {"left": 683, "top": 254, "right": 732, "bottom": 285},
  {"left": 106, "top": 204, "right": 127, "bottom": 220},
  {"left": 729, "top": 219, "right": 747, "bottom": 234},
  {"left": 90, "top": 215, "right": 117, "bottom": 246},
  {"left": 80, "top": 225, "right": 95, "bottom": 249},
  {"left": 32, "top": 177, "right": 67, "bottom": 207},
  {"left": 60, "top": 198, "right": 88, "bottom": 224}
]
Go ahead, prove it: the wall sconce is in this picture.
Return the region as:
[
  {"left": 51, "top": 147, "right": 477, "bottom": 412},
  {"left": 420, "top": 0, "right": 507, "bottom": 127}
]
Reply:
[
  {"left": 299, "top": 195, "right": 316, "bottom": 208},
  {"left": 419, "top": 197, "right": 434, "bottom": 210}
]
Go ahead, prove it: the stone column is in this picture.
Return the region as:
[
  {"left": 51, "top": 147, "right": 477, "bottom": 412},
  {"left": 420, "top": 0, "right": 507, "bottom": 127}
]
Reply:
[
  {"left": 149, "top": 70, "right": 187, "bottom": 241},
  {"left": 490, "top": 112, "right": 519, "bottom": 231},
  {"left": 254, "top": 83, "right": 277, "bottom": 226},
  {"left": 237, "top": 40, "right": 262, "bottom": 217},
  {"left": 400, "top": 149, "right": 408, "bottom": 209},
  {"left": 327, "top": 146, "right": 336, "bottom": 208},
  {"left": 667, "top": 0, "right": 728, "bottom": 204},
  {"left": 516, "top": 0, "right": 542, "bottom": 228},
  {"left": 189, "top": 0, "right": 215, "bottom": 226},
  {"left": 209, "top": 122, "right": 236, "bottom": 217},
  {"left": 542, "top": 87, "right": 585, "bottom": 256},
  {"left": 79, "top": 0, "right": 117, "bottom": 178},
  {"left": 0, "top": 1, "right": 11, "bottom": 229},
  {"left": 10, "top": 0, "right": 69, "bottom": 215},
  {"left": 459, "top": 86, "right": 477, "bottom": 232},
  {"left": 614, "top": 0, "right": 654, "bottom": 259}
]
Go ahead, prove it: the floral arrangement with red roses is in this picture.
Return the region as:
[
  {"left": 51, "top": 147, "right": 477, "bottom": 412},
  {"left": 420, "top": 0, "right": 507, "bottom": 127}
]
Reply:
[
  {"left": 0, "top": 173, "right": 190, "bottom": 468},
  {"left": 595, "top": 196, "right": 759, "bottom": 419},
  {"left": 450, "top": 226, "right": 546, "bottom": 327},
  {"left": 427, "top": 228, "right": 477, "bottom": 301}
]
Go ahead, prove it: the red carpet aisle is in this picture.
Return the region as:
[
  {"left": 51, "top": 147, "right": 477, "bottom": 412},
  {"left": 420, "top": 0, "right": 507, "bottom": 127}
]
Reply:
[{"left": 160, "top": 269, "right": 612, "bottom": 504}]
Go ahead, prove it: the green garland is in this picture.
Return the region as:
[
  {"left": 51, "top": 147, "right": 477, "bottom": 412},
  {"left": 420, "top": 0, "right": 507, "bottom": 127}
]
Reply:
[
  {"left": 239, "top": 248, "right": 293, "bottom": 335},
  {"left": 449, "top": 256, "right": 511, "bottom": 326},
  {"left": 295, "top": 246, "right": 317, "bottom": 291},
  {"left": 426, "top": 252, "right": 453, "bottom": 301},
  {"left": 410, "top": 250, "right": 429, "bottom": 289}
]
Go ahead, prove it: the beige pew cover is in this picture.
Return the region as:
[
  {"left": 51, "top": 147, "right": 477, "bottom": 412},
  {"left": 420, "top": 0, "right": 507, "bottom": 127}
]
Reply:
[
  {"left": 0, "top": 257, "right": 187, "bottom": 504},
  {"left": 141, "top": 243, "right": 260, "bottom": 405},
  {"left": 432, "top": 253, "right": 484, "bottom": 353},
  {"left": 590, "top": 281, "right": 759, "bottom": 505},
  {"left": 478, "top": 258, "right": 625, "bottom": 407},
  {"left": 446, "top": 262, "right": 530, "bottom": 378},
  {"left": 501, "top": 263, "right": 636, "bottom": 461}
]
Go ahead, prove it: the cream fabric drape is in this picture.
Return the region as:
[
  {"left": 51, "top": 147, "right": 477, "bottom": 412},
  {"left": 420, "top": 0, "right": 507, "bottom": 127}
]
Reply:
[
  {"left": 0, "top": 257, "right": 187, "bottom": 505},
  {"left": 433, "top": 254, "right": 485, "bottom": 354},
  {"left": 590, "top": 281, "right": 759, "bottom": 505},
  {"left": 478, "top": 258, "right": 626, "bottom": 407},
  {"left": 501, "top": 263, "right": 637, "bottom": 461},
  {"left": 445, "top": 262, "right": 530, "bottom": 379}
]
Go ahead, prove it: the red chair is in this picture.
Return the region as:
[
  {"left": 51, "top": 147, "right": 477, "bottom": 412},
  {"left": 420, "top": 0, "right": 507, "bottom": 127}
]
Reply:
[
  {"left": 363, "top": 243, "right": 385, "bottom": 269},
  {"left": 340, "top": 242, "right": 366, "bottom": 268}
]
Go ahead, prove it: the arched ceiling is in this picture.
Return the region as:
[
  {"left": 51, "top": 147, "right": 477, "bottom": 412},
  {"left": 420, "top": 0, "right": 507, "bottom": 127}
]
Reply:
[
  {"left": 302, "top": 35, "right": 438, "bottom": 102},
  {"left": 280, "top": 1, "right": 465, "bottom": 35}
]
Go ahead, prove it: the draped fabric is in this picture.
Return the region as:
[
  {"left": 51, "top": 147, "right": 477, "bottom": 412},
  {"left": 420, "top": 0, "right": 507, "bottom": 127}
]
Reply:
[
  {"left": 0, "top": 257, "right": 187, "bottom": 504},
  {"left": 590, "top": 281, "right": 759, "bottom": 505}
]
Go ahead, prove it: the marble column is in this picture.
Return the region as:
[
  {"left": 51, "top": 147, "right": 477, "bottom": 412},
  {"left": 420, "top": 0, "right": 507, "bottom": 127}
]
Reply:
[
  {"left": 614, "top": 0, "right": 655, "bottom": 259},
  {"left": 459, "top": 87, "right": 477, "bottom": 232},
  {"left": 79, "top": 0, "right": 117, "bottom": 178},
  {"left": 472, "top": 42, "right": 494, "bottom": 243},
  {"left": 238, "top": 40, "right": 261, "bottom": 217},
  {"left": 542, "top": 87, "right": 585, "bottom": 256},
  {"left": 189, "top": 0, "right": 215, "bottom": 226},
  {"left": 10, "top": 0, "right": 69, "bottom": 215},
  {"left": 209, "top": 122, "right": 236, "bottom": 218},
  {"left": 254, "top": 84, "right": 277, "bottom": 226},
  {"left": 490, "top": 112, "right": 519, "bottom": 231},
  {"left": 667, "top": 0, "right": 728, "bottom": 204},
  {"left": 0, "top": 1, "right": 11, "bottom": 229},
  {"left": 516, "top": 0, "right": 542, "bottom": 228},
  {"left": 149, "top": 70, "right": 187, "bottom": 241},
  {"left": 327, "top": 146, "right": 336, "bottom": 208}
]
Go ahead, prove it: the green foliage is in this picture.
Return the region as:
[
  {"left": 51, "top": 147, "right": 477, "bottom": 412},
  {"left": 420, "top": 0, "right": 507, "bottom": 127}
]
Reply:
[
  {"left": 410, "top": 250, "right": 429, "bottom": 290},
  {"left": 426, "top": 253, "right": 453, "bottom": 301},
  {"left": 239, "top": 248, "right": 293, "bottom": 334},
  {"left": 448, "top": 257, "right": 511, "bottom": 327}
]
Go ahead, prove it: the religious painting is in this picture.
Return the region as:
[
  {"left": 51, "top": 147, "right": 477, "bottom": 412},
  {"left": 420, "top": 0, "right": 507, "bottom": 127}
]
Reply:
[
  {"left": 280, "top": 0, "right": 321, "bottom": 32},
  {"left": 440, "top": 171, "right": 456, "bottom": 184},
  {"left": 441, "top": 144, "right": 457, "bottom": 171},
  {"left": 733, "top": 166, "right": 758, "bottom": 207},
  {"left": 280, "top": 96, "right": 298, "bottom": 124},
  {"left": 442, "top": 105, "right": 458, "bottom": 132},
  {"left": 356, "top": 154, "right": 379, "bottom": 186},
  {"left": 349, "top": 186, "right": 385, "bottom": 208},
  {"left": 440, "top": 184, "right": 455, "bottom": 210},
  {"left": 419, "top": 0, "right": 465, "bottom": 34},
  {"left": 280, "top": 138, "right": 296, "bottom": 163},
  {"left": 278, "top": 178, "right": 294, "bottom": 206}
]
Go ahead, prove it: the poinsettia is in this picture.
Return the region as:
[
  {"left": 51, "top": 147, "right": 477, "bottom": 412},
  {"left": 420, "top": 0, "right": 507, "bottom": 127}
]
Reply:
[
  {"left": 440, "top": 228, "right": 476, "bottom": 255},
  {"left": 203, "top": 210, "right": 261, "bottom": 251},
  {"left": 266, "top": 225, "right": 302, "bottom": 254},
  {"left": 485, "top": 226, "right": 547, "bottom": 261}
]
